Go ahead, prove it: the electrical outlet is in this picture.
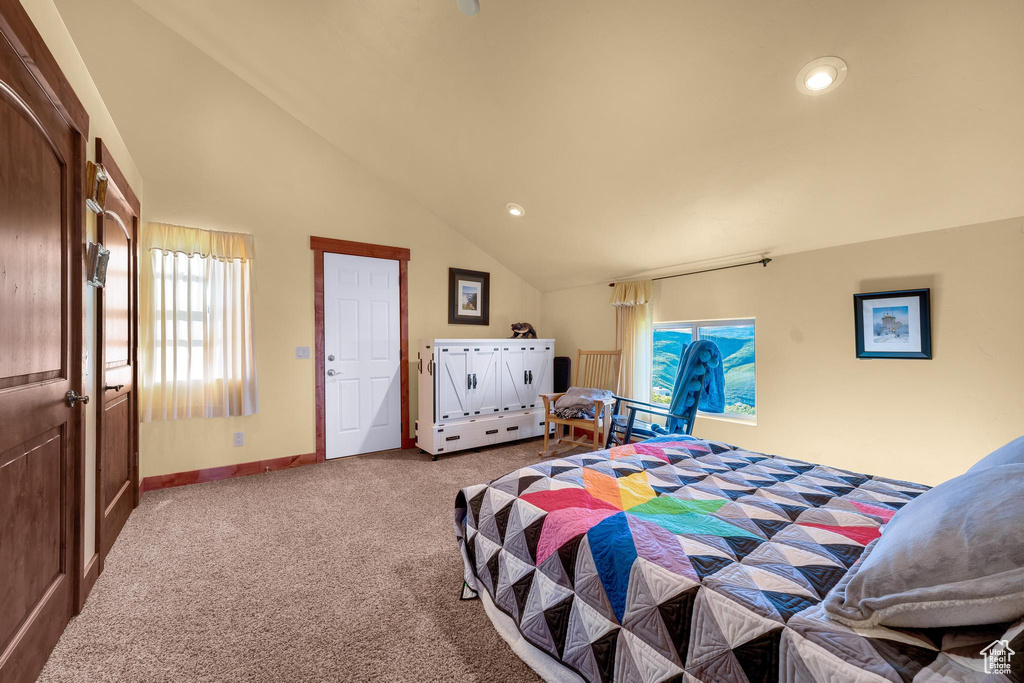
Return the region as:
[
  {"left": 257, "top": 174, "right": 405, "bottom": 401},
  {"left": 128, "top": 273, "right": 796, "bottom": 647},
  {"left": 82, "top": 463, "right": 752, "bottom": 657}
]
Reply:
[
  {"left": 233, "top": 432, "right": 244, "bottom": 447},
  {"left": 295, "top": 346, "right": 310, "bottom": 359}
]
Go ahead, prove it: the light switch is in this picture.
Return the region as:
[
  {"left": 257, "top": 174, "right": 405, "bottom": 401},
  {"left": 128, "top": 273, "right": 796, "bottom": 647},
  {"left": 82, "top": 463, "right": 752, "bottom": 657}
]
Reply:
[{"left": 296, "top": 346, "right": 311, "bottom": 359}]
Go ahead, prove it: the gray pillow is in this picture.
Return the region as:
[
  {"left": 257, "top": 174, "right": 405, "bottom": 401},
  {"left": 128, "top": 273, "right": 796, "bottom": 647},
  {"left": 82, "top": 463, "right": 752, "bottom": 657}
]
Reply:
[
  {"left": 967, "top": 435, "right": 1024, "bottom": 474},
  {"left": 823, "top": 463, "right": 1024, "bottom": 629}
]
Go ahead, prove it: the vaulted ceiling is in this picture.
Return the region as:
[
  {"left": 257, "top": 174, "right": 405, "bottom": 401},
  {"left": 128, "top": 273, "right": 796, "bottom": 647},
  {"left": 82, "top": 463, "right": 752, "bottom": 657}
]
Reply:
[{"left": 79, "top": 1, "right": 1024, "bottom": 290}]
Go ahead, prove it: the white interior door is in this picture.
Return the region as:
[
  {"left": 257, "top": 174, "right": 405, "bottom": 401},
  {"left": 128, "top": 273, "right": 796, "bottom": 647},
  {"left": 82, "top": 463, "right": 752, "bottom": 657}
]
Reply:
[{"left": 324, "top": 253, "right": 401, "bottom": 458}]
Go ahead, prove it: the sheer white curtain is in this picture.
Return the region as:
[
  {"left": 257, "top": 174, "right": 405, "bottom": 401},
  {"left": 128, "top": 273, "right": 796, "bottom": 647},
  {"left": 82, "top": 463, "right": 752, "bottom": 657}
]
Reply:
[
  {"left": 140, "top": 223, "right": 258, "bottom": 421},
  {"left": 610, "top": 279, "right": 653, "bottom": 402}
]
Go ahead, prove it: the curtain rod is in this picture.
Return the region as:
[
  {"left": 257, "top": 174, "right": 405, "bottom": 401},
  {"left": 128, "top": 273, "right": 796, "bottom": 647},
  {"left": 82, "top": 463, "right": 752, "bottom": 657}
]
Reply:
[{"left": 607, "top": 257, "right": 772, "bottom": 287}]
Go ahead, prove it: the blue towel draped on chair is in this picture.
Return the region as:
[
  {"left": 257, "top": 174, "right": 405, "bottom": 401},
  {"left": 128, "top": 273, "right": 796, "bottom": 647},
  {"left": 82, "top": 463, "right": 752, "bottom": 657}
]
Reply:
[
  {"left": 652, "top": 339, "right": 725, "bottom": 435},
  {"left": 607, "top": 339, "right": 725, "bottom": 445}
]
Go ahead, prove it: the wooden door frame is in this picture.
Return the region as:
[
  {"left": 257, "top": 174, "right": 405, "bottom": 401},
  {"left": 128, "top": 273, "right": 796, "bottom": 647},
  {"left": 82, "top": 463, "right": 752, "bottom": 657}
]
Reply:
[
  {"left": 84, "top": 138, "right": 140, "bottom": 607},
  {"left": 310, "top": 236, "right": 413, "bottom": 461}
]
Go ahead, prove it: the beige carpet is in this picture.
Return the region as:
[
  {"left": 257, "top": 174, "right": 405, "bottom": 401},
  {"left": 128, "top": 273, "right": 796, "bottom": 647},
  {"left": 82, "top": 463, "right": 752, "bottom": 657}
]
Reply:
[{"left": 40, "top": 441, "right": 576, "bottom": 682}]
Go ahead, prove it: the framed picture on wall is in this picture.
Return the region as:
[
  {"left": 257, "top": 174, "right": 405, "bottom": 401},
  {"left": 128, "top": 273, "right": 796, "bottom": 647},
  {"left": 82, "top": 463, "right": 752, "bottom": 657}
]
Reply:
[
  {"left": 448, "top": 267, "right": 490, "bottom": 325},
  {"left": 854, "top": 288, "right": 932, "bottom": 359}
]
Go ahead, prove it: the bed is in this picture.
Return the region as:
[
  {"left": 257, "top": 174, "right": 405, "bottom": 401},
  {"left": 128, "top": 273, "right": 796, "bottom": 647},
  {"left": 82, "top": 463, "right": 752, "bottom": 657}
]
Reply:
[{"left": 455, "top": 435, "right": 1022, "bottom": 682}]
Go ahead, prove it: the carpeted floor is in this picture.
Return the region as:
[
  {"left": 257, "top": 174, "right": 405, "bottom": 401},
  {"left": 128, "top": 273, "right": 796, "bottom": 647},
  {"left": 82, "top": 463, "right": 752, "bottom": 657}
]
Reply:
[{"left": 39, "top": 441, "right": 577, "bottom": 682}]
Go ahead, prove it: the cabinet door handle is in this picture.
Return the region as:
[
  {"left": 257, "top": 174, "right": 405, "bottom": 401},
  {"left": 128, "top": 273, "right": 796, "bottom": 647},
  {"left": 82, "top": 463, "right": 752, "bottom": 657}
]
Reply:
[
  {"left": 418, "top": 356, "right": 422, "bottom": 373},
  {"left": 428, "top": 358, "right": 434, "bottom": 375},
  {"left": 467, "top": 374, "right": 472, "bottom": 390},
  {"left": 524, "top": 370, "right": 528, "bottom": 384},
  {"left": 528, "top": 370, "right": 533, "bottom": 384},
  {"left": 472, "top": 373, "right": 477, "bottom": 389}
]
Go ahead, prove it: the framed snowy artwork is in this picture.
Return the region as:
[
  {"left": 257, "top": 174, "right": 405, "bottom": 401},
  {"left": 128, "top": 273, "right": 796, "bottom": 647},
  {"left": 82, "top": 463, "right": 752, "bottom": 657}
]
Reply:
[
  {"left": 854, "top": 289, "right": 932, "bottom": 359},
  {"left": 448, "top": 267, "right": 490, "bottom": 325}
]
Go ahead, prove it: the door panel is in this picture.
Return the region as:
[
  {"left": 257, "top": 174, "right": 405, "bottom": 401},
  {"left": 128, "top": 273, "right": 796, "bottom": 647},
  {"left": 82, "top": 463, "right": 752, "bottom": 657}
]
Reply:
[
  {"left": 437, "top": 347, "right": 470, "bottom": 420},
  {"left": 0, "top": 430, "right": 63, "bottom": 651},
  {"left": 99, "top": 395, "right": 130, "bottom": 559},
  {"left": 102, "top": 219, "right": 130, "bottom": 367},
  {"left": 95, "top": 140, "right": 139, "bottom": 571},
  {"left": 467, "top": 346, "right": 500, "bottom": 415},
  {"left": 0, "top": 7, "right": 83, "bottom": 680},
  {"left": 323, "top": 253, "right": 401, "bottom": 458},
  {"left": 524, "top": 344, "right": 553, "bottom": 408},
  {"left": 500, "top": 345, "right": 528, "bottom": 411},
  {"left": 100, "top": 396, "right": 129, "bottom": 505},
  {"left": 0, "top": 90, "right": 63, "bottom": 388}
]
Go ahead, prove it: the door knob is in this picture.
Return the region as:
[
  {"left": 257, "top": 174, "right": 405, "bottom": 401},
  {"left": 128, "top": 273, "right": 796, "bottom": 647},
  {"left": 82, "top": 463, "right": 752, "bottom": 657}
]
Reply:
[
  {"left": 66, "top": 390, "right": 90, "bottom": 407},
  {"left": 327, "top": 369, "right": 336, "bottom": 377},
  {"left": 328, "top": 354, "right": 335, "bottom": 361}
]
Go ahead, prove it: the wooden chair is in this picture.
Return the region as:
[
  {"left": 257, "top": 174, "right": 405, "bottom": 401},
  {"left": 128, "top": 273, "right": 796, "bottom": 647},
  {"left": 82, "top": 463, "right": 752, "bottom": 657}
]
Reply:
[{"left": 539, "top": 349, "right": 622, "bottom": 457}]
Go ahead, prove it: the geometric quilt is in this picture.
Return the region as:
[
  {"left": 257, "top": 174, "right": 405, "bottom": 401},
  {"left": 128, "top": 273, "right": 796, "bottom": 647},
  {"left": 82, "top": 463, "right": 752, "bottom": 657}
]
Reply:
[{"left": 454, "top": 435, "right": 1013, "bottom": 682}]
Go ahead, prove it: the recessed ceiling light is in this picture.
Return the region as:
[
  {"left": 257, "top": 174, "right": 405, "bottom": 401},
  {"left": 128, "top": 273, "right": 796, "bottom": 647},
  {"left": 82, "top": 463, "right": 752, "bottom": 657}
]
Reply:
[
  {"left": 457, "top": 0, "right": 479, "bottom": 16},
  {"left": 805, "top": 67, "right": 836, "bottom": 90},
  {"left": 506, "top": 202, "right": 525, "bottom": 217},
  {"left": 796, "top": 57, "right": 847, "bottom": 96}
]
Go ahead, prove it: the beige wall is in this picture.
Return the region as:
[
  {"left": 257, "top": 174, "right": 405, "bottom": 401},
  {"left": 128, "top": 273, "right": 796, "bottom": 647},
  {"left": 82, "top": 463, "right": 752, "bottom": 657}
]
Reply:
[
  {"left": 46, "top": 0, "right": 1024, "bottom": 488},
  {"left": 542, "top": 217, "right": 1024, "bottom": 486},
  {"left": 52, "top": 0, "right": 541, "bottom": 478},
  {"left": 20, "top": 0, "right": 144, "bottom": 567}
]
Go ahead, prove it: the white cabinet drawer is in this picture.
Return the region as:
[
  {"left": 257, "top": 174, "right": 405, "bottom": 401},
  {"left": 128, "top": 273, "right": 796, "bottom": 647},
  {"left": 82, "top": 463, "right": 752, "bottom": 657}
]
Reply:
[
  {"left": 430, "top": 412, "right": 541, "bottom": 454},
  {"left": 433, "top": 419, "right": 486, "bottom": 453}
]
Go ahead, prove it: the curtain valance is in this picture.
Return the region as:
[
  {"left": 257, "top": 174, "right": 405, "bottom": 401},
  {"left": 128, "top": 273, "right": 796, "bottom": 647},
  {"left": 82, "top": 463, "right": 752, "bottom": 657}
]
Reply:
[
  {"left": 609, "top": 279, "right": 652, "bottom": 307},
  {"left": 144, "top": 222, "right": 256, "bottom": 261}
]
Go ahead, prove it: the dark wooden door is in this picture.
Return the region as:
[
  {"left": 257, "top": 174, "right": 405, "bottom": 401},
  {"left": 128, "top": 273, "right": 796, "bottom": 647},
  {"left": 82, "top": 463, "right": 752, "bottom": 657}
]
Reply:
[
  {"left": 0, "top": 3, "right": 88, "bottom": 681},
  {"left": 95, "top": 139, "right": 139, "bottom": 568}
]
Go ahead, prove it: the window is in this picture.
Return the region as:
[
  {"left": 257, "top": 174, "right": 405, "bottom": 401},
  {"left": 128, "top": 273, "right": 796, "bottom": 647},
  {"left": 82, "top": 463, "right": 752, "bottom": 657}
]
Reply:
[
  {"left": 140, "top": 223, "right": 258, "bottom": 421},
  {"left": 652, "top": 319, "right": 755, "bottom": 420}
]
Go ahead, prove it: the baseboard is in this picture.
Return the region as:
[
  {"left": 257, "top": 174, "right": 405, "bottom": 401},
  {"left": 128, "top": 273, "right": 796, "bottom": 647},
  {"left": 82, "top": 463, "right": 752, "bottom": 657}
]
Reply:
[
  {"left": 76, "top": 552, "right": 99, "bottom": 614},
  {"left": 141, "top": 451, "right": 318, "bottom": 493}
]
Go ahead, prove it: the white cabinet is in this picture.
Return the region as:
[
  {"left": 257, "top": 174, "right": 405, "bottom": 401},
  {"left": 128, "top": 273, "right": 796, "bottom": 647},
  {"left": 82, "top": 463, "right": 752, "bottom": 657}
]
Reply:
[{"left": 417, "top": 338, "right": 554, "bottom": 458}]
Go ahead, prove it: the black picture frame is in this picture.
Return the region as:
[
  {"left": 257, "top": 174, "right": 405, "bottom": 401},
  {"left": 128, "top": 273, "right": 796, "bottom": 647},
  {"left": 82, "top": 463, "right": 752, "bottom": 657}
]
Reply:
[
  {"left": 854, "top": 288, "right": 932, "bottom": 359},
  {"left": 448, "top": 267, "right": 490, "bottom": 325}
]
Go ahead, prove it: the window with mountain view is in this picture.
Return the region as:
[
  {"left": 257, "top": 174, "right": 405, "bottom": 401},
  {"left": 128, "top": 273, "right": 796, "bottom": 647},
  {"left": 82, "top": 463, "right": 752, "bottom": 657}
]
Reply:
[{"left": 652, "top": 319, "right": 756, "bottom": 420}]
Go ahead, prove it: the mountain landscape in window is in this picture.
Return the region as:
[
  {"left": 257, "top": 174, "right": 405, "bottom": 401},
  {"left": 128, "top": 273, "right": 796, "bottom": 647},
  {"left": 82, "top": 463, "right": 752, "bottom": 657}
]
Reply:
[{"left": 653, "top": 322, "right": 755, "bottom": 418}]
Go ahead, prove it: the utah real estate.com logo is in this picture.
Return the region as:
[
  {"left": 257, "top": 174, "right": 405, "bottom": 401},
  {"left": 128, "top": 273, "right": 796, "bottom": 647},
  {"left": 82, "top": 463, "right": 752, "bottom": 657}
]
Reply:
[{"left": 982, "top": 639, "right": 1015, "bottom": 675}]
